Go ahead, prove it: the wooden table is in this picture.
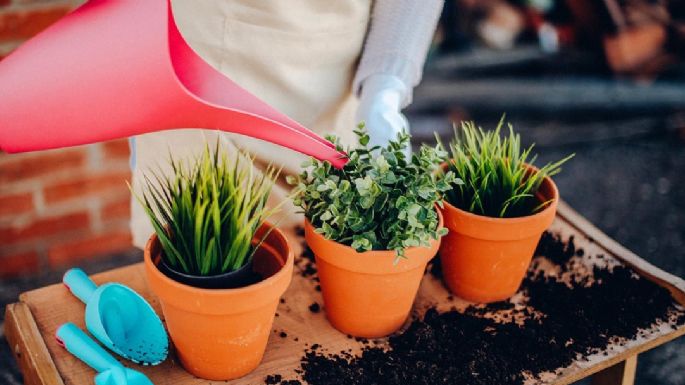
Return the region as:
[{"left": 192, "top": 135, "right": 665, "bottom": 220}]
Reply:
[{"left": 5, "top": 202, "right": 685, "bottom": 385}]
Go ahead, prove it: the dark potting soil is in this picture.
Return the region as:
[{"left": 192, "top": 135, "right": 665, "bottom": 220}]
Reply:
[
  {"left": 295, "top": 226, "right": 319, "bottom": 279},
  {"left": 268, "top": 232, "right": 685, "bottom": 385}
]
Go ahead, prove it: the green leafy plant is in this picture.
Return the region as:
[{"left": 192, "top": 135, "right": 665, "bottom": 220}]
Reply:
[
  {"left": 133, "top": 142, "right": 280, "bottom": 276},
  {"left": 438, "top": 118, "right": 574, "bottom": 218},
  {"left": 289, "top": 124, "right": 458, "bottom": 260}
]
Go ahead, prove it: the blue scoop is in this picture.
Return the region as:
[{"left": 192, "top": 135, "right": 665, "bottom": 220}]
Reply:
[
  {"left": 63, "top": 268, "right": 168, "bottom": 365},
  {"left": 56, "top": 323, "right": 154, "bottom": 385}
]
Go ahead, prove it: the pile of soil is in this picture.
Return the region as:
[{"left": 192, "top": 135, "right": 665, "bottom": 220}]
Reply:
[{"left": 269, "top": 232, "right": 684, "bottom": 385}]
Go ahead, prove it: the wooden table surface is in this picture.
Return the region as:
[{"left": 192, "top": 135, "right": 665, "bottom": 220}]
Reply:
[{"left": 5, "top": 201, "right": 685, "bottom": 385}]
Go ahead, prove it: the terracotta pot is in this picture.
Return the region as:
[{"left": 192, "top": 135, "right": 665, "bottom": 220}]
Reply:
[
  {"left": 144, "top": 222, "right": 293, "bottom": 380},
  {"left": 304, "top": 210, "right": 443, "bottom": 338},
  {"left": 438, "top": 164, "right": 558, "bottom": 303}
]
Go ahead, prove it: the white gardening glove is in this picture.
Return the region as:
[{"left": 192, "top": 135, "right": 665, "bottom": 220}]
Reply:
[{"left": 356, "top": 74, "right": 411, "bottom": 157}]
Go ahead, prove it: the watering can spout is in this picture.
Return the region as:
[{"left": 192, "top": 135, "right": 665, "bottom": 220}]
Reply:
[{"left": 0, "top": 0, "right": 348, "bottom": 169}]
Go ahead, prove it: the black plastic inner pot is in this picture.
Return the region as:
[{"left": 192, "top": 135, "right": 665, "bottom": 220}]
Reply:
[{"left": 157, "top": 259, "right": 263, "bottom": 289}]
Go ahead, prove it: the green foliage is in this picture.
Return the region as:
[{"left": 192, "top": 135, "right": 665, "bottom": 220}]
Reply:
[
  {"left": 133, "top": 142, "right": 280, "bottom": 276},
  {"left": 289, "top": 124, "right": 458, "bottom": 261},
  {"left": 438, "top": 118, "right": 574, "bottom": 218}
]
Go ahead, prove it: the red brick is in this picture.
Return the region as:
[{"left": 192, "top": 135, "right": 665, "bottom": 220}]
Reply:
[
  {"left": 103, "top": 139, "right": 130, "bottom": 160},
  {"left": 0, "top": 192, "right": 34, "bottom": 216},
  {"left": 0, "top": 149, "right": 86, "bottom": 183},
  {"left": 0, "top": 5, "right": 72, "bottom": 41},
  {"left": 43, "top": 170, "right": 131, "bottom": 204},
  {"left": 48, "top": 231, "right": 132, "bottom": 267},
  {"left": 102, "top": 197, "right": 130, "bottom": 220},
  {"left": 0, "top": 211, "right": 89, "bottom": 245},
  {"left": 0, "top": 250, "right": 40, "bottom": 277}
]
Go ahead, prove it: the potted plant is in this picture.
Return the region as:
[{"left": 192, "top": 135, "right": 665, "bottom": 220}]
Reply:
[
  {"left": 135, "top": 144, "right": 293, "bottom": 380},
  {"left": 436, "top": 119, "right": 573, "bottom": 303},
  {"left": 289, "top": 126, "right": 456, "bottom": 338}
]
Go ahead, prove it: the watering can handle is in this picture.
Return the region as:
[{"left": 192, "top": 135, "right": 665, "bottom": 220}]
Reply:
[
  {"left": 63, "top": 268, "right": 98, "bottom": 304},
  {"left": 56, "top": 323, "right": 122, "bottom": 373}
]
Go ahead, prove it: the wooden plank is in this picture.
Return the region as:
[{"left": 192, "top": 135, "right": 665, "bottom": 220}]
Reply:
[
  {"left": 557, "top": 201, "right": 685, "bottom": 304},
  {"left": 3, "top": 303, "right": 63, "bottom": 385},
  {"left": 525, "top": 204, "right": 685, "bottom": 385},
  {"left": 7, "top": 205, "right": 685, "bottom": 385},
  {"left": 591, "top": 356, "right": 638, "bottom": 385}
]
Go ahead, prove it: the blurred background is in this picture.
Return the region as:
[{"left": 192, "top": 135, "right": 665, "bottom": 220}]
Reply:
[{"left": 1, "top": 0, "right": 684, "bottom": 384}]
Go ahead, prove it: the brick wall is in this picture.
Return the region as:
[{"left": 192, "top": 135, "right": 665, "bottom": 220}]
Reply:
[
  {"left": 0, "top": 0, "right": 82, "bottom": 59},
  {"left": 0, "top": 0, "right": 134, "bottom": 277}
]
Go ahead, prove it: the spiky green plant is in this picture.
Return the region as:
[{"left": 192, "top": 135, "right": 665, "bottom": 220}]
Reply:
[
  {"left": 438, "top": 119, "right": 574, "bottom": 218},
  {"left": 133, "top": 142, "right": 280, "bottom": 276}
]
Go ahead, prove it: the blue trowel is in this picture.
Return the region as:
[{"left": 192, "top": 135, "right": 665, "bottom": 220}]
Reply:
[
  {"left": 56, "top": 323, "right": 154, "bottom": 385},
  {"left": 63, "top": 268, "right": 168, "bottom": 365}
]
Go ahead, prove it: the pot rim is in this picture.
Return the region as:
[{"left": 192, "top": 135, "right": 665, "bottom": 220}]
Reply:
[
  {"left": 144, "top": 221, "right": 293, "bottom": 297},
  {"left": 159, "top": 256, "right": 253, "bottom": 280},
  {"left": 304, "top": 207, "right": 443, "bottom": 274}
]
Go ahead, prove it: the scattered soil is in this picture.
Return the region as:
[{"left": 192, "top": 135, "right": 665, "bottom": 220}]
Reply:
[
  {"left": 266, "top": 374, "right": 304, "bottom": 385},
  {"left": 295, "top": 226, "right": 318, "bottom": 279},
  {"left": 428, "top": 255, "right": 443, "bottom": 279},
  {"left": 267, "top": 232, "right": 685, "bottom": 385}
]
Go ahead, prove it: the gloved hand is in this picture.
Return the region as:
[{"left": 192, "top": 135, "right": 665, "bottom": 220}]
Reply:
[{"left": 355, "top": 74, "right": 411, "bottom": 156}]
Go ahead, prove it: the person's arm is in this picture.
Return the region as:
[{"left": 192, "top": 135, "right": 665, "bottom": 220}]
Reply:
[{"left": 354, "top": 0, "right": 444, "bottom": 151}]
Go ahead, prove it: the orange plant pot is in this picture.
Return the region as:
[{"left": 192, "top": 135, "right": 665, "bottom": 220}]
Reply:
[
  {"left": 304, "top": 211, "right": 442, "bottom": 338},
  {"left": 438, "top": 166, "right": 558, "bottom": 303},
  {"left": 143, "top": 223, "right": 293, "bottom": 380}
]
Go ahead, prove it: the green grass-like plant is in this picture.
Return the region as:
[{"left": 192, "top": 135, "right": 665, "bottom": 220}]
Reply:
[
  {"left": 289, "top": 124, "right": 458, "bottom": 261},
  {"left": 438, "top": 119, "right": 574, "bottom": 218},
  {"left": 133, "top": 142, "right": 280, "bottom": 276}
]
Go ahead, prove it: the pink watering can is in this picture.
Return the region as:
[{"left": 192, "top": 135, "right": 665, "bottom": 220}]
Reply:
[{"left": 0, "top": 0, "right": 348, "bottom": 169}]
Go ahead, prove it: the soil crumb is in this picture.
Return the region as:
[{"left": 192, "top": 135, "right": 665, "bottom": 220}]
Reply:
[
  {"left": 267, "top": 232, "right": 684, "bottom": 385},
  {"left": 297, "top": 242, "right": 318, "bottom": 278}
]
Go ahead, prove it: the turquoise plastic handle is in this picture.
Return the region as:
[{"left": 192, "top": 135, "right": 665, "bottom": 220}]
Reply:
[
  {"left": 64, "top": 268, "right": 98, "bottom": 304},
  {"left": 56, "top": 323, "right": 122, "bottom": 373}
]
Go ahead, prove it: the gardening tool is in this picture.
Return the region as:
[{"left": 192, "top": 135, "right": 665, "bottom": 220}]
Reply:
[
  {"left": 56, "top": 323, "right": 154, "bottom": 385},
  {"left": 0, "top": 0, "right": 348, "bottom": 169},
  {"left": 63, "top": 268, "right": 168, "bottom": 365}
]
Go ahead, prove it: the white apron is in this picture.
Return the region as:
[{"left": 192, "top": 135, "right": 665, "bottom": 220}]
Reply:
[{"left": 130, "top": 0, "right": 372, "bottom": 248}]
